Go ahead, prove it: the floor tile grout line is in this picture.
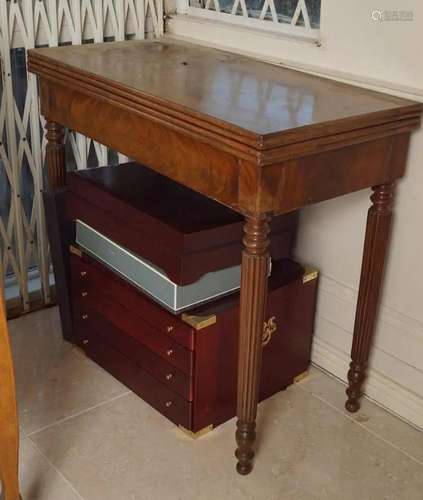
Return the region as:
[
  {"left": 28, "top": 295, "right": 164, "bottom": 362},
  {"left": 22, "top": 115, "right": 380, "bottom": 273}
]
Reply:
[
  {"left": 26, "top": 390, "right": 132, "bottom": 438},
  {"left": 295, "top": 382, "right": 423, "bottom": 468},
  {"left": 26, "top": 438, "right": 85, "bottom": 500}
]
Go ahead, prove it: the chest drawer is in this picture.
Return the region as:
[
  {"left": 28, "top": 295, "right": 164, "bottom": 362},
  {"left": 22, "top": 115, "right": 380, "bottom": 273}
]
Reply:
[
  {"left": 75, "top": 308, "right": 193, "bottom": 401},
  {"left": 71, "top": 268, "right": 193, "bottom": 375},
  {"left": 72, "top": 287, "right": 193, "bottom": 376},
  {"left": 85, "top": 332, "right": 192, "bottom": 429},
  {"left": 70, "top": 252, "right": 195, "bottom": 350}
]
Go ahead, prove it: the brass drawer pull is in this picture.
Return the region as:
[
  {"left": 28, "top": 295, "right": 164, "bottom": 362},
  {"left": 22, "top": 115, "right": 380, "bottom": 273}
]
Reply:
[
  {"left": 165, "top": 373, "right": 174, "bottom": 381},
  {"left": 166, "top": 349, "right": 174, "bottom": 357},
  {"left": 81, "top": 291, "right": 88, "bottom": 297},
  {"left": 166, "top": 325, "right": 174, "bottom": 333},
  {"left": 165, "top": 401, "right": 173, "bottom": 408},
  {"left": 262, "top": 316, "right": 277, "bottom": 346},
  {"left": 82, "top": 339, "right": 89, "bottom": 345},
  {"left": 82, "top": 313, "right": 88, "bottom": 320},
  {"left": 80, "top": 271, "right": 87, "bottom": 277}
]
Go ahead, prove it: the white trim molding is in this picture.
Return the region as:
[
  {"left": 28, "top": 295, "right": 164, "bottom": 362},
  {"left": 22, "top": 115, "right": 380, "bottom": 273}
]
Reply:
[
  {"left": 312, "top": 274, "right": 423, "bottom": 430},
  {"left": 174, "top": 0, "right": 321, "bottom": 42}
]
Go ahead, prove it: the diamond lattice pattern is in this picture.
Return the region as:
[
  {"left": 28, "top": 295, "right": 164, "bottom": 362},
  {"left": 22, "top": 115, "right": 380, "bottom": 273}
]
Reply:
[{"left": 0, "top": 0, "right": 162, "bottom": 310}]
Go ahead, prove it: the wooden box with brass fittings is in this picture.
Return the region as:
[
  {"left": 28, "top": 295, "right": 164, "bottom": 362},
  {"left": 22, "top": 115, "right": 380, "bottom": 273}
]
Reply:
[
  {"left": 65, "top": 162, "right": 299, "bottom": 286},
  {"left": 70, "top": 246, "right": 318, "bottom": 434}
]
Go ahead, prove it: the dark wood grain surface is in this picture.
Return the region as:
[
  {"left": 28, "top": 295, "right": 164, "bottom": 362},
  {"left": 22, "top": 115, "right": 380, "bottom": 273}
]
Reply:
[
  {"left": 30, "top": 40, "right": 420, "bottom": 142},
  {"left": 29, "top": 43, "right": 421, "bottom": 215}
]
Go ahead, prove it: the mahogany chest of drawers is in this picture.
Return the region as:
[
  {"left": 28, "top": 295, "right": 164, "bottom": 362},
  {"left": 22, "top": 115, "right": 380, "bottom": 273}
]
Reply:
[{"left": 70, "top": 247, "right": 318, "bottom": 434}]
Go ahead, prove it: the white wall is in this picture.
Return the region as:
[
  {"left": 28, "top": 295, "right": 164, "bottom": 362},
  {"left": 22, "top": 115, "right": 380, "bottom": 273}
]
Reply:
[{"left": 166, "top": 0, "right": 423, "bottom": 428}]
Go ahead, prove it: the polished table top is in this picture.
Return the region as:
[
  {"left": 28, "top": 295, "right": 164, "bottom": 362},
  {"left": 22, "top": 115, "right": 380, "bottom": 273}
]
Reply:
[{"left": 30, "top": 40, "right": 421, "bottom": 157}]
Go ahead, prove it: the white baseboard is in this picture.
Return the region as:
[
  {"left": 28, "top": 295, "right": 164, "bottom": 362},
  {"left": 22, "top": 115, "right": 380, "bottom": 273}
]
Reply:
[
  {"left": 312, "top": 336, "right": 423, "bottom": 430},
  {"left": 311, "top": 275, "right": 423, "bottom": 431}
]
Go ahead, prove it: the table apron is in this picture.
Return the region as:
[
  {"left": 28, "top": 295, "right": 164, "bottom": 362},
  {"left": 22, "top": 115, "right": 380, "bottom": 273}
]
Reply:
[
  {"left": 40, "top": 79, "right": 410, "bottom": 216},
  {"left": 263, "top": 133, "right": 410, "bottom": 215}
]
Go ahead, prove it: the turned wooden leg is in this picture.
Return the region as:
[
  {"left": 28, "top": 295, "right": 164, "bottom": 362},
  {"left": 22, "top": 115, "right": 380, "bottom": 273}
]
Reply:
[
  {"left": 235, "top": 214, "right": 270, "bottom": 475},
  {"left": 0, "top": 293, "right": 21, "bottom": 500},
  {"left": 45, "top": 121, "right": 66, "bottom": 189},
  {"left": 44, "top": 120, "right": 76, "bottom": 343},
  {"left": 346, "top": 183, "right": 395, "bottom": 412}
]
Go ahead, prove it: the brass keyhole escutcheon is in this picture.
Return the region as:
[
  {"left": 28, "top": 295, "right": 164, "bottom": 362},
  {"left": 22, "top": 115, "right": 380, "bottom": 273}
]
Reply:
[{"left": 262, "top": 316, "right": 277, "bottom": 346}]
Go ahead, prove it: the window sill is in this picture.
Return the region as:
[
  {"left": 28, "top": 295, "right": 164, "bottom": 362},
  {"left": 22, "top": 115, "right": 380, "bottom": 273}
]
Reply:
[{"left": 166, "top": 13, "right": 322, "bottom": 47}]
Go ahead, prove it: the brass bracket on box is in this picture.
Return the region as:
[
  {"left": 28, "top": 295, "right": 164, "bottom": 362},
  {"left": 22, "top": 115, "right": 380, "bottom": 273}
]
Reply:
[
  {"left": 293, "top": 370, "right": 309, "bottom": 384},
  {"left": 262, "top": 316, "right": 277, "bottom": 346},
  {"left": 178, "top": 424, "right": 213, "bottom": 439},
  {"left": 303, "top": 267, "right": 319, "bottom": 284},
  {"left": 181, "top": 313, "right": 216, "bottom": 331},
  {"left": 69, "top": 244, "right": 82, "bottom": 258}
]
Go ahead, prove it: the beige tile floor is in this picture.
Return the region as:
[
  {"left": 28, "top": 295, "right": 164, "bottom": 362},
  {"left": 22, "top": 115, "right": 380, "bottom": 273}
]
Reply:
[{"left": 4, "top": 306, "right": 423, "bottom": 500}]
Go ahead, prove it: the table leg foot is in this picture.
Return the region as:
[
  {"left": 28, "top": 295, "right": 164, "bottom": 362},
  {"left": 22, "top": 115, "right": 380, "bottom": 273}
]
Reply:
[
  {"left": 235, "top": 420, "right": 255, "bottom": 475},
  {"left": 345, "top": 361, "right": 366, "bottom": 412},
  {"left": 235, "top": 214, "right": 270, "bottom": 475},
  {"left": 345, "top": 183, "right": 395, "bottom": 413}
]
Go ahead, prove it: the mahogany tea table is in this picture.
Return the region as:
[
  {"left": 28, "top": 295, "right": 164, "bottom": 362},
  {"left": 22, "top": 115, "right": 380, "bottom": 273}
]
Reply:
[{"left": 28, "top": 39, "right": 422, "bottom": 475}]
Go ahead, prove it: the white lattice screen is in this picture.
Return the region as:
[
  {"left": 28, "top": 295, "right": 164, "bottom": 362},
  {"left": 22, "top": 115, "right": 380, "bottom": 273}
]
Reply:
[{"left": 0, "top": 0, "right": 163, "bottom": 311}]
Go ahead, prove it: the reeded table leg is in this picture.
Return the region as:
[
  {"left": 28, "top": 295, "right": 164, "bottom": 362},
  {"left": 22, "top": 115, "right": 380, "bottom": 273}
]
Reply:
[
  {"left": 0, "top": 294, "right": 21, "bottom": 500},
  {"left": 45, "top": 121, "right": 66, "bottom": 189},
  {"left": 235, "top": 214, "right": 270, "bottom": 475},
  {"left": 346, "top": 183, "right": 395, "bottom": 412},
  {"left": 44, "top": 120, "right": 76, "bottom": 343}
]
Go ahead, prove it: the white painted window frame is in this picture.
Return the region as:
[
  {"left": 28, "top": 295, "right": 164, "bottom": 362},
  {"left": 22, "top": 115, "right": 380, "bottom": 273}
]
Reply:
[{"left": 174, "top": 0, "right": 321, "bottom": 43}]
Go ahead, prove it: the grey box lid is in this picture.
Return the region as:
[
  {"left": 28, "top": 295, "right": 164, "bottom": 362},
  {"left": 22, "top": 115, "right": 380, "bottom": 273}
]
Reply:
[{"left": 76, "top": 220, "right": 245, "bottom": 314}]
